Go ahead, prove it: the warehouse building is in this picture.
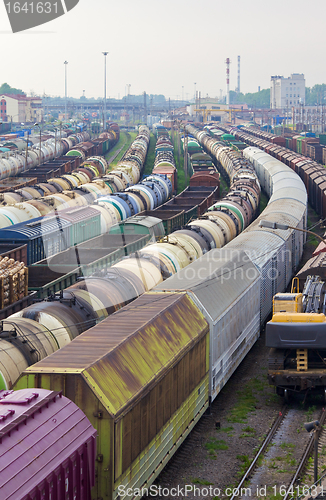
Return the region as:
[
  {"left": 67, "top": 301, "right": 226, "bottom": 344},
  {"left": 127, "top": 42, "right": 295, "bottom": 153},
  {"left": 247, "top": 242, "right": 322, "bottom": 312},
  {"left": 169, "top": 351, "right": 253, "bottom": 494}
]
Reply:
[
  {"left": 0, "top": 94, "right": 43, "bottom": 123},
  {"left": 270, "top": 73, "right": 305, "bottom": 109}
]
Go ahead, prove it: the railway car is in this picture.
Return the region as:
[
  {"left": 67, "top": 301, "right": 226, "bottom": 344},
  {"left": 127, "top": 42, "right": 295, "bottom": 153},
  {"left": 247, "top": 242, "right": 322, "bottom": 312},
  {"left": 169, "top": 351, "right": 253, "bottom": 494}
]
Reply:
[
  {"left": 0, "top": 132, "right": 308, "bottom": 499},
  {"left": 0, "top": 388, "right": 97, "bottom": 500},
  {"left": 152, "top": 133, "right": 177, "bottom": 193},
  {"left": 216, "top": 124, "right": 326, "bottom": 220},
  {"left": 28, "top": 233, "right": 152, "bottom": 299},
  {"left": 16, "top": 292, "right": 210, "bottom": 500},
  {"left": 0, "top": 131, "right": 260, "bottom": 391}
]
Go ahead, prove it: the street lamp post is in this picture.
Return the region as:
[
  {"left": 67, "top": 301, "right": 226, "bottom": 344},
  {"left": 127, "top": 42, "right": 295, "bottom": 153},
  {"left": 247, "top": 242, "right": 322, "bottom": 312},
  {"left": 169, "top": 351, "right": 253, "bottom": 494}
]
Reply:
[
  {"left": 24, "top": 129, "right": 29, "bottom": 172},
  {"left": 34, "top": 123, "right": 42, "bottom": 166},
  {"left": 10, "top": 114, "right": 20, "bottom": 132},
  {"left": 64, "top": 61, "right": 68, "bottom": 121},
  {"left": 102, "top": 52, "right": 108, "bottom": 131},
  {"left": 54, "top": 127, "right": 57, "bottom": 157}
]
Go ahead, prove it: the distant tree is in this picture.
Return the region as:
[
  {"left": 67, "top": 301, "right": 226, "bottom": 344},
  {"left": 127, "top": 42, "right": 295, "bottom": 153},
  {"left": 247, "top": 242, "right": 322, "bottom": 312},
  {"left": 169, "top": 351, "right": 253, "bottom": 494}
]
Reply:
[
  {"left": 230, "top": 89, "right": 270, "bottom": 108},
  {"left": 0, "top": 82, "right": 25, "bottom": 95},
  {"left": 305, "top": 84, "right": 326, "bottom": 106}
]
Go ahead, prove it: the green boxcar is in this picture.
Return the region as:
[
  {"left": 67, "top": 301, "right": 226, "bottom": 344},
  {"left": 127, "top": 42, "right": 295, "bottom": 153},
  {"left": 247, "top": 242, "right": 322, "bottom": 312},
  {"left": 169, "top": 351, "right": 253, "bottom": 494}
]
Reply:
[
  {"left": 221, "top": 133, "right": 236, "bottom": 141},
  {"left": 29, "top": 234, "right": 151, "bottom": 299},
  {"left": 296, "top": 136, "right": 303, "bottom": 154},
  {"left": 16, "top": 292, "right": 210, "bottom": 500},
  {"left": 109, "top": 215, "right": 165, "bottom": 239},
  {"left": 319, "top": 134, "right": 326, "bottom": 146},
  {"left": 60, "top": 207, "right": 102, "bottom": 246}
]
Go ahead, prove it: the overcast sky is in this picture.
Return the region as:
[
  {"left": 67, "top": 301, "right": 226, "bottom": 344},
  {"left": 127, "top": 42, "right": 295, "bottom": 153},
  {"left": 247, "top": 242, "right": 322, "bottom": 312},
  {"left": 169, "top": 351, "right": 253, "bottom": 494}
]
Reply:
[{"left": 0, "top": 0, "right": 325, "bottom": 100}]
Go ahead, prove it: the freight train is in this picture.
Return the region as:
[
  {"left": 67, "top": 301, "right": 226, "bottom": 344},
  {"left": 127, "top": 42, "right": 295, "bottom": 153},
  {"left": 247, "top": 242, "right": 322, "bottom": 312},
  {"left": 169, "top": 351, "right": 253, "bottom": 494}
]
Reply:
[
  {"left": 215, "top": 124, "right": 326, "bottom": 220},
  {"left": 0, "top": 129, "right": 260, "bottom": 394},
  {"left": 0, "top": 126, "right": 163, "bottom": 265},
  {"left": 0, "top": 122, "right": 120, "bottom": 180},
  {"left": 6, "top": 132, "right": 307, "bottom": 499}
]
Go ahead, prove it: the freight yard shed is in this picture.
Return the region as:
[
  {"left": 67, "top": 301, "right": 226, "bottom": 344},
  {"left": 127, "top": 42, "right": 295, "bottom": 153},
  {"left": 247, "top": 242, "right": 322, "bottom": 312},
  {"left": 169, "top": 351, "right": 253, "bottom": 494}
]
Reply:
[
  {"left": 0, "top": 388, "right": 97, "bottom": 500},
  {"left": 16, "top": 292, "right": 210, "bottom": 500}
]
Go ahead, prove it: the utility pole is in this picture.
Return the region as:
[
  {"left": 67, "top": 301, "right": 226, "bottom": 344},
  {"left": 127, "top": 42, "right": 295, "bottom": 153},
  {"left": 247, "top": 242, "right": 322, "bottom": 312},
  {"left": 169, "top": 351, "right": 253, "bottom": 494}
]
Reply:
[
  {"left": 184, "top": 126, "right": 188, "bottom": 178},
  {"left": 177, "top": 121, "right": 181, "bottom": 165},
  {"left": 102, "top": 52, "right": 108, "bottom": 131},
  {"left": 64, "top": 61, "right": 68, "bottom": 120},
  {"left": 143, "top": 91, "right": 147, "bottom": 123}
]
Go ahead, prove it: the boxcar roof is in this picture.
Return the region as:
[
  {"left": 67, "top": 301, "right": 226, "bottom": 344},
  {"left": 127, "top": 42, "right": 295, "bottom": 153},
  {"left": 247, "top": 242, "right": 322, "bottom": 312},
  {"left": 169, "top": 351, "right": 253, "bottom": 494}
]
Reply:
[
  {"left": 22, "top": 292, "right": 208, "bottom": 417},
  {"left": 154, "top": 248, "right": 260, "bottom": 322}
]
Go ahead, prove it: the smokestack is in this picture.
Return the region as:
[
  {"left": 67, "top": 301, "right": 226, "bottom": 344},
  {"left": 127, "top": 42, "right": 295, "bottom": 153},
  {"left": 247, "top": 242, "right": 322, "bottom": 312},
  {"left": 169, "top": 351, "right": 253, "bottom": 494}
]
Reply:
[
  {"left": 237, "top": 56, "right": 240, "bottom": 94},
  {"left": 226, "top": 58, "right": 230, "bottom": 105}
]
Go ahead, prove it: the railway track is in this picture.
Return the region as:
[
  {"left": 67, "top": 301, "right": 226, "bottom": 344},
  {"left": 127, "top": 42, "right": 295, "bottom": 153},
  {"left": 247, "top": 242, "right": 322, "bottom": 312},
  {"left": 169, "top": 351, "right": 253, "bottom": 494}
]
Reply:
[
  {"left": 229, "top": 406, "right": 287, "bottom": 500},
  {"left": 230, "top": 407, "right": 326, "bottom": 500},
  {"left": 107, "top": 131, "right": 131, "bottom": 164}
]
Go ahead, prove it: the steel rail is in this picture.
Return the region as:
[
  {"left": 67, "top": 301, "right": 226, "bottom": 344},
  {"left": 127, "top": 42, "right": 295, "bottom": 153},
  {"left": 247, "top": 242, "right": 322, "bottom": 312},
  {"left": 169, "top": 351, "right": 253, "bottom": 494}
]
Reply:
[
  {"left": 229, "top": 406, "right": 288, "bottom": 500},
  {"left": 284, "top": 408, "right": 326, "bottom": 500}
]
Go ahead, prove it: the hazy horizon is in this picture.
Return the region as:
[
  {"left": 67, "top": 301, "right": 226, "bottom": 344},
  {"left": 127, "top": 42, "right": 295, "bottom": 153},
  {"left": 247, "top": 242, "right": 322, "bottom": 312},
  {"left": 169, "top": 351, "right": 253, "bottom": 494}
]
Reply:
[{"left": 1, "top": 0, "right": 325, "bottom": 101}]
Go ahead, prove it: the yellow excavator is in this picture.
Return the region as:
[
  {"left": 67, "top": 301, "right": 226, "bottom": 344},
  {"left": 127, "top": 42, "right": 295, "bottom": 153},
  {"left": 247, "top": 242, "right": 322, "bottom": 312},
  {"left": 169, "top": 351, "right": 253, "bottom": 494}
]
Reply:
[{"left": 266, "top": 275, "right": 326, "bottom": 401}]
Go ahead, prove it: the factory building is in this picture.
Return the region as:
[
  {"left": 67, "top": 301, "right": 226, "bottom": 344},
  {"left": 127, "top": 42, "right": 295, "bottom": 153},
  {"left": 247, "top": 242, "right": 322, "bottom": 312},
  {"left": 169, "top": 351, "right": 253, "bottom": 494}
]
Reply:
[
  {"left": 270, "top": 74, "right": 305, "bottom": 109},
  {"left": 0, "top": 94, "right": 43, "bottom": 123}
]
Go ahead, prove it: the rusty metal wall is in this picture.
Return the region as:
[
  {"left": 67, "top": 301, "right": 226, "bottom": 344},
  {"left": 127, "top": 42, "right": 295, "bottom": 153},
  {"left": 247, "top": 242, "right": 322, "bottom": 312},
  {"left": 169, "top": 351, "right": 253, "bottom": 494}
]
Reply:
[
  {"left": 16, "top": 292, "right": 209, "bottom": 499},
  {"left": 115, "top": 335, "right": 207, "bottom": 479}
]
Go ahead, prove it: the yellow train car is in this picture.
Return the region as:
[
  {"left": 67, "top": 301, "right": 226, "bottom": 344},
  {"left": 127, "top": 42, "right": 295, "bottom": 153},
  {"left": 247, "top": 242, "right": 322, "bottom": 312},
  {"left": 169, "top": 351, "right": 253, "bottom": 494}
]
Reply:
[{"left": 16, "top": 292, "right": 210, "bottom": 500}]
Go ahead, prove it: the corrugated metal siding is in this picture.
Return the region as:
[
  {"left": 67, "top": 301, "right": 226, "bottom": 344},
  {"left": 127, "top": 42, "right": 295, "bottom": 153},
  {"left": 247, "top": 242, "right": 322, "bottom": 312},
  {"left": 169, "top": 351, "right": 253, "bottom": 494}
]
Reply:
[
  {"left": 154, "top": 248, "right": 260, "bottom": 321},
  {"left": 114, "top": 335, "right": 207, "bottom": 479},
  {"left": 225, "top": 231, "right": 285, "bottom": 323},
  {"left": 113, "top": 376, "right": 209, "bottom": 500},
  {"left": 153, "top": 248, "right": 261, "bottom": 401},
  {"left": 0, "top": 389, "right": 96, "bottom": 500},
  {"left": 210, "top": 279, "right": 260, "bottom": 400}
]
